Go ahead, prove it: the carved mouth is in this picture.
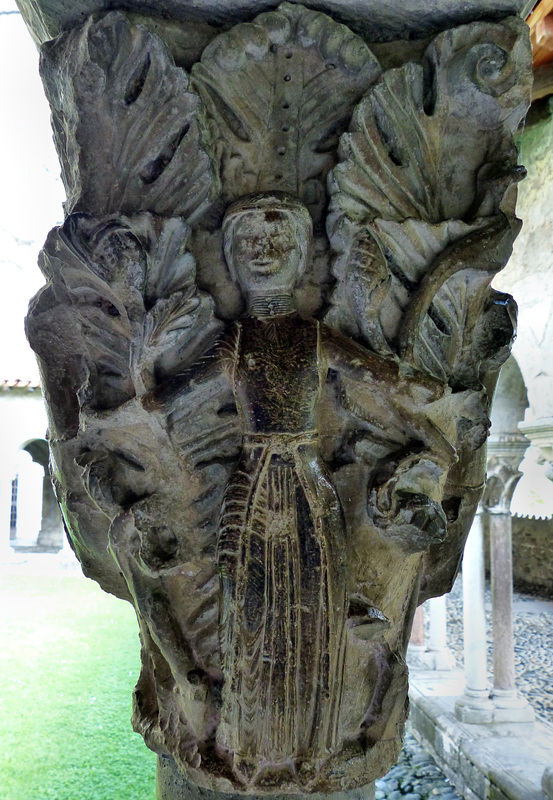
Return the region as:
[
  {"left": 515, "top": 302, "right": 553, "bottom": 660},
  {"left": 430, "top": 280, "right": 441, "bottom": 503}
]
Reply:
[{"left": 250, "top": 259, "right": 276, "bottom": 274}]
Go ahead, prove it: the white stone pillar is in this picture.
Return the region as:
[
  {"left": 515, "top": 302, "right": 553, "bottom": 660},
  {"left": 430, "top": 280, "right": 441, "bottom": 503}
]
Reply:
[
  {"left": 406, "top": 605, "right": 426, "bottom": 666},
  {"left": 0, "top": 467, "right": 15, "bottom": 559},
  {"left": 455, "top": 508, "right": 493, "bottom": 722},
  {"left": 13, "top": 450, "right": 43, "bottom": 546},
  {"left": 407, "top": 597, "right": 455, "bottom": 671},
  {"left": 426, "top": 596, "right": 455, "bottom": 670}
]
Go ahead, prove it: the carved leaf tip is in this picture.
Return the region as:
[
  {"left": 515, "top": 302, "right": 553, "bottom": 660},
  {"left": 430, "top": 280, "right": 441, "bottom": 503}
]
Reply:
[
  {"left": 327, "top": 16, "right": 532, "bottom": 387},
  {"left": 191, "top": 2, "right": 380, "bottom": 221},
  {"left": 40, "top": 11, "right": 220, "bottom": 222},
  {"left": 34, "top": 213, "right": 219, "bottom": 413}
]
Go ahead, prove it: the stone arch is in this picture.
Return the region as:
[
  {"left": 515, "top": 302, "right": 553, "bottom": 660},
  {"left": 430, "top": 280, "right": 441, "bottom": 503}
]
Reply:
[
  {"left": 489, "top": 355, "right": 529, "bottom": 437},
  {"left": 10, "top": 437, "right": 63, "bottom": 552},
  {"left": 21, "top": 437, "right": 49, "bottom": 469}
]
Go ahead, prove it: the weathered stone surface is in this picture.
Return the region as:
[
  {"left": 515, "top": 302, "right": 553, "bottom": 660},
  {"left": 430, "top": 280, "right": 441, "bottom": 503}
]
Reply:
[
  {"left": 511, "top": 516, "right": 553, "bottom": 595},
  {"left": 543, "top": 766, "right": 553, "bottom": 800},
  {"left": 24, "top": 4, "right": 532, "bottom": 795},
  {"left": 16, "top": 0, "right": 536, "bottom": 46},
  {"left": 157, "top": 756, "right": 376, "bottom": 799}
]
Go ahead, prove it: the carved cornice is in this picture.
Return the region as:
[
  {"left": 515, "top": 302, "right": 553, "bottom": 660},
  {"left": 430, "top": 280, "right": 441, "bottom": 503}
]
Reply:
[
  {"left": 518, "top": 417, "right": 553, "bottom": 447},
  {"left": 518, "top": 417, "right": 553, "bottom": 481},
  {"left": 487, "top": 432, "right": 530, "bottom": 461}
]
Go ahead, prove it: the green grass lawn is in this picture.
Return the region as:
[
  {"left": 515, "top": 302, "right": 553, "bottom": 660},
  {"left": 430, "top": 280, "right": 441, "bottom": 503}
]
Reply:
[{"left": 0, "top": 573, "right": 156, "bottom": 800}]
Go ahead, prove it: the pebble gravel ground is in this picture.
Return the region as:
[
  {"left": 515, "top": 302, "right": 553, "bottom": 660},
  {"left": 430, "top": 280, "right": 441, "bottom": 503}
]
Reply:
[
  {"left": 376, "top": 575, "right": 553, "bottom": 799},
  {"left": 376, "top": 732, "right": 462, "bottom": 800},
  {"left": 443, "top": 576, "right": 553, "bottom": 726}
]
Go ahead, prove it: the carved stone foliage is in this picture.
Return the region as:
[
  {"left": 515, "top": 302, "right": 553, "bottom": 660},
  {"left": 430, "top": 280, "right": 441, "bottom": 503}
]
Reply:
[
  {"left": 191, "top": 4, "right": 381, "bottom": 219},
  {"left": 39, "top": 12, "right": 220, "bottom": 220},
  {"left": 26, "top": 5, "right": 532, "bottom": 795},
  {"left": 484, "top": 436, "right": 530, "bottom": 514}
]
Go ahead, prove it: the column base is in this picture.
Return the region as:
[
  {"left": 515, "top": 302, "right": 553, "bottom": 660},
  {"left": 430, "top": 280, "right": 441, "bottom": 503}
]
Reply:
[
  {"left": 455, "top": 688, "right": 535, "bottom": 724},
  {"left": 455, "top": 689, "right": 494, "bottom": 723},
  {"left": 407, "top": 645, "right": 456, "bottom": 671},
  {"left": 156, "top": 757, "right": 375, "bottom": 800},
  {"left": 491, "top": 689, "right": 536, "bottom": 723}
]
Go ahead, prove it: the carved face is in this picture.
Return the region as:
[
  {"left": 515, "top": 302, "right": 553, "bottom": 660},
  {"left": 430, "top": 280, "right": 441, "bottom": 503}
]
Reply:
[{"left": 226, "top": 209, "right": 305, "bottom": 293}]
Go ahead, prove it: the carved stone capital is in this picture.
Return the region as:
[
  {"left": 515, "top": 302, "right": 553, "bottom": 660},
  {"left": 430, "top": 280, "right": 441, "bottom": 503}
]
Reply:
[
  {"left": 518, "top": 417, "right": 553, "bottom": 479},
  {"left": 485, "top": 434, "right": 530, "bottom": 513},
  {"left": 24, "top": 4, "right": 532, "bottom": 794}
]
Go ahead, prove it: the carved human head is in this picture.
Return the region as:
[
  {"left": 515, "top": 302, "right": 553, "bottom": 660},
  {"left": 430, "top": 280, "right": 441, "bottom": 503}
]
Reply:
[{"left": 222, "top": 192, "right": 313, "bottom": 295}]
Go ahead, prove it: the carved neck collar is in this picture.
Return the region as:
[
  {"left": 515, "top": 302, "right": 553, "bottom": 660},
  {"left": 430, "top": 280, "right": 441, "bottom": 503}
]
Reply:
[{"left": 248, "top": 294, "right": 294, "bottom": 318}]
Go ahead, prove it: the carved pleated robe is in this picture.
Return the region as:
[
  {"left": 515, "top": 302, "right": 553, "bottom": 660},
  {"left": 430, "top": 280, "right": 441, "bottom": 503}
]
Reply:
[{"left": 217, "top": 314, "right": 347, "bottom": 777}]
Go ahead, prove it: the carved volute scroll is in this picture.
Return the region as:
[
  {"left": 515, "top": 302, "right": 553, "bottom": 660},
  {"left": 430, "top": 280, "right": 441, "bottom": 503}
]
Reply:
[{"left": 26, "top": 4, "right": 532, "bottom": 796}]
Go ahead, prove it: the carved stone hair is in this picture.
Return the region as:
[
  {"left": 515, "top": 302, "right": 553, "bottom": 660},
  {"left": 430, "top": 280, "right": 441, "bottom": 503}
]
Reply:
[{"left": 222, "top": 191, "right": 313, "bottom": 282}]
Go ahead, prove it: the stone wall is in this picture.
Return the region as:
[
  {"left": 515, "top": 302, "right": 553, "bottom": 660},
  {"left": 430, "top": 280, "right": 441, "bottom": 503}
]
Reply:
[
  {"left": 482, "top": 513, "right": 553, "bottom": 596},
  {"left": 494, "top": 107, "right": 553, "bottom": 425},
  {"left": 511, "top": 515, "right": 553, "bottom": 596}
]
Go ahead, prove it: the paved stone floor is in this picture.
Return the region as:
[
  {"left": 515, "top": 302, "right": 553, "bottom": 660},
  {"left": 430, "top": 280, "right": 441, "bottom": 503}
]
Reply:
[{"left": 377, "top": 575, "right": 553, "bottom": 799}]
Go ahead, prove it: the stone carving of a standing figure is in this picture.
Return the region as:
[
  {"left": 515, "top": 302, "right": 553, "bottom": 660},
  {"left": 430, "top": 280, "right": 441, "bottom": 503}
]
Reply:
[
  {"left": 26, "top": 6, "right": 532, "bottom": 795},
  {"left": 215, "top": 191, "right": 459, "bottom": 784},
  {"left": 217, "top": 193, "right": 347, "bottom": 779}
]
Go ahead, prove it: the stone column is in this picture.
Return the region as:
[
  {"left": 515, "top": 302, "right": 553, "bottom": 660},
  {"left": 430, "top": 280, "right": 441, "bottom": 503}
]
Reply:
[
  {"left": 486, "top": 436, "right": 535, "bottom": 722},
  {"left": 18, "top": 1, "right": 533, "bottom": 796},
  {"left": 408, "top": 597, "right": 455, "bottom": 671},
  {"left": 455, "top": 507, "right": 494, "bottom": 722},
  {"left": 407, "top": 605, "right": 426, "bottom": 666},
  {"left": 410, "top": 605, "right": 425, "bottom": 648},
  {"left": 0, "top": 466, "right": 15, "bottom": 559},
  {"left": 426, "top": 596, "right": 455, "bottom": 670},
  {"left": 36, "top": 473, "right": 64, "bottom": 551},
  {"left": 411, "top": 596, "right": 456, "bottom": 671}
]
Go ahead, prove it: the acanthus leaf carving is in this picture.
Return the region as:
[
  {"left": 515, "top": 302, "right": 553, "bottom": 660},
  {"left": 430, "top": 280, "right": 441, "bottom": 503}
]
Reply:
[
  {"left": 328, "top": 17, "right": 531, "bottom": 227},
  {"left": 35, "top": 212, "right": 222, "bottom": 409},
  {"left": 191, "top": 2, "right": 381, "bottom": 224},
  {"left": 40, "top": 11, "right": 220, "bottom": 221},
  {"left": 327, "top": 17, "right": 532, "bottom": 393}
]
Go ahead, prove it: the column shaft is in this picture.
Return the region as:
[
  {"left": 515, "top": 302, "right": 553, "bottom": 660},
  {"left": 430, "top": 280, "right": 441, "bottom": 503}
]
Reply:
[
  {"left": 427, "top": 595, "right": 448, "bottom": 653},
  {"left": 463, "top": 512, "right": 489, "bottom": 694},
  {"left": 489, "top": 511, "right": 515, "bottom": 694},
  {"left": 455, "top": 511, "right": 493, "bottom": 722},
  {"left": 410, "top": 605, "right": 425, "bottom": 647}
]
